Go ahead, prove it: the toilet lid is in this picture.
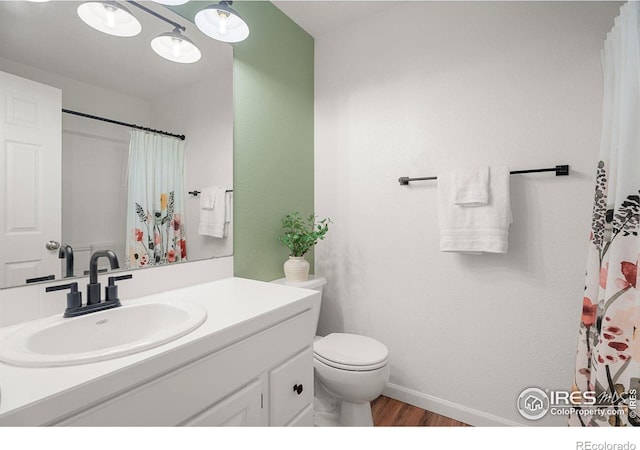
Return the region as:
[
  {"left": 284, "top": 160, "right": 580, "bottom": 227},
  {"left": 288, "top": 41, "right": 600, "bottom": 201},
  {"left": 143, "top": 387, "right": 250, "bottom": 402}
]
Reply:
[{"left": 313, "top": 333, "right": 388, "bottom": 371}]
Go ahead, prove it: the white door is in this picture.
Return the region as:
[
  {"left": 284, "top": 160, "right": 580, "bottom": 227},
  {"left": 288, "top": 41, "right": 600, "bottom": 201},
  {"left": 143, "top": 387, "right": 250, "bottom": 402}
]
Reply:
[{"left": 0, "top": 70, "right": 61, "bottom": 287}]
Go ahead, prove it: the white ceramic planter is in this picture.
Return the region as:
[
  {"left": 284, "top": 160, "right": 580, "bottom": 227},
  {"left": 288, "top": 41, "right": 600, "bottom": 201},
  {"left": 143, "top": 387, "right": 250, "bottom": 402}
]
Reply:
[{"left": 283, "top": 256, "right": 310, "bottom": 282}]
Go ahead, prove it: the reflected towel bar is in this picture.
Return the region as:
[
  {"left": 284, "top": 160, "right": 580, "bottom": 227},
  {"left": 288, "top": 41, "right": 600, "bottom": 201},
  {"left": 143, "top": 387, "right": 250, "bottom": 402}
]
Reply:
[
  {"left": 398, "top": 164, "right": 569, "bottom": 186},
  {"left": 189, "top": 190, "right": 233, "bottom": 196}
]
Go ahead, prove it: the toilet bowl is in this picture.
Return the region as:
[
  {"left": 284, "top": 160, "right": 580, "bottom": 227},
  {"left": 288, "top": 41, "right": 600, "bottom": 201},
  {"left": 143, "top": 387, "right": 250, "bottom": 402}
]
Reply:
[
  {"left": 271, "top": 276, "right": 390, "bottom": 426},
  {"left": 313, "top": 332, "right": 389, "bottom": 426}
]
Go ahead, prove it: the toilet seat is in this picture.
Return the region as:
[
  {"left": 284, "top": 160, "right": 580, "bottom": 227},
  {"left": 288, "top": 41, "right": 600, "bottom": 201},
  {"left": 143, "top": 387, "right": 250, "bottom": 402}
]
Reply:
[{"left": 313, "top": 333, "right": 388, "bottom": 371}]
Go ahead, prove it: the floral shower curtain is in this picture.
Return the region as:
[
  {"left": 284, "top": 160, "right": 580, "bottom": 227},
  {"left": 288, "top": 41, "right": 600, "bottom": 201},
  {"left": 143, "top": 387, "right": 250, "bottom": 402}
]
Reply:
[
  {"left": 126, "top": 129, "right": 187, "bottom": 268},
  {"left": 571, "top": 2, "right": 639, "bottom": 427}
]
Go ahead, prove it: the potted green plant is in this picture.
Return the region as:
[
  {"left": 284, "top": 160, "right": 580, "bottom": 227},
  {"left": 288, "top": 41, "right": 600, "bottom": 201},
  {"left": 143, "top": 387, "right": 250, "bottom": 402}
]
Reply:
[{"left": 278, "top": 212, "right": 330, "bottom": 281}]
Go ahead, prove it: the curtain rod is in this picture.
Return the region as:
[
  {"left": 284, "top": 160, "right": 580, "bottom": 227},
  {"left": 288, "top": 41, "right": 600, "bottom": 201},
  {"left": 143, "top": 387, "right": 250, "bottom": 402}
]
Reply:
[
  {"left": 398, "top": 165, "right": 570, "bottom": 185},
  {"left": 62, "top": 109, "right": 186, "bottom": 141}
]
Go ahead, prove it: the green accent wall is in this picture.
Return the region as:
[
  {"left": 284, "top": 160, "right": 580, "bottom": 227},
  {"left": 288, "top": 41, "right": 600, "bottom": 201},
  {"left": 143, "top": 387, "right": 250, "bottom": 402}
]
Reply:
[
  {"left": 232, "top": 2, "right": 314, "bottom": 281},
  {"left": 172, "top": 2, "right": 315, "bottom": 281}
]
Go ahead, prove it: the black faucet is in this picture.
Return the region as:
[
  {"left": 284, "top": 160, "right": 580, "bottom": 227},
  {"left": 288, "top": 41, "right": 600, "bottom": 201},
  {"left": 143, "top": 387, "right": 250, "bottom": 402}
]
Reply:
[
  {"left": 58, "top": 244, "right": 74, "bottom": 278},
  {"left": 45, "top": 250, "right": 132, "bottom": 318},
  {"left": 87, "top": 250, "right": 120, "bottom": 305}
]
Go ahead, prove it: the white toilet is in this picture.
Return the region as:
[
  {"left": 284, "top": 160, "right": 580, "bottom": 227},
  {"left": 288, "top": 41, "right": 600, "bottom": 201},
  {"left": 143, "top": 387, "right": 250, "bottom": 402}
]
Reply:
[{"left": 272, "top": 275, "right": 390, "bottom": 426}]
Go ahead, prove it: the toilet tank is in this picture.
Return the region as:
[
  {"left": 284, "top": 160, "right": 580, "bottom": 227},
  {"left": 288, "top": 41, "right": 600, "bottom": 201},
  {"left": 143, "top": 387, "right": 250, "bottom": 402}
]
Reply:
[{"left": 271, "top": 275, "right": 326, "bottom": 332}]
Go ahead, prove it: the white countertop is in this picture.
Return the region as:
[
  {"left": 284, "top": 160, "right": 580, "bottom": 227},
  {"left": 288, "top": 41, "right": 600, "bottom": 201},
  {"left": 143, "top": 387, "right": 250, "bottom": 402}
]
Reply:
[{"left": 0, "top": 277, "right": 319, "bottom": 425}]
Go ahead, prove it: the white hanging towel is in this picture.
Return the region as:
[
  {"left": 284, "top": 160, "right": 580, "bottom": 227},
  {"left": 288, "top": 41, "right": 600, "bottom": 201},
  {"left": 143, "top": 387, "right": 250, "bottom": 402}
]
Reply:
[
  {"left": 199, "top": 186, "right": 216, "bottom": 209},
  {"left": 438, "top": 166, "right": 512, "bottom": 253},
  {"left": 198, "top": 185, "right": 227, "bottom": 238},
  {"left": 454, "top": 166, "right": 489, "bottom": 206}
]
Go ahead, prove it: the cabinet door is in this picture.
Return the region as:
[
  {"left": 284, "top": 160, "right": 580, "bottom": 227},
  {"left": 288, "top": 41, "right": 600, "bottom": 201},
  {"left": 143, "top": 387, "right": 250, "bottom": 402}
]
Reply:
[
  {"left": 183, "top": 379, "right": 263, "bottom": 426},
  {"left": 286, "top": 404, "right": 314, "bottom": 426},
  {"left": 269, "top": 347, "right": 313, "bottom": 426}
]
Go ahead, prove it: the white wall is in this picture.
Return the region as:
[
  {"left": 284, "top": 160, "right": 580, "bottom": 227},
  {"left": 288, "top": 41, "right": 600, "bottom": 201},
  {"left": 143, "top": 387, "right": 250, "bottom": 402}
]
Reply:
[
  {"left": 0, "top": 57, "right": 151, "bottom": 122},
  {"left": 62, "top": 116, "right": 130, "bottom": 274},
  {"left": 314, "top": 1, "right": 621, "bottom": 426},
  {"left": 150, "top": 69, "right": 234, "bottom": 262}
]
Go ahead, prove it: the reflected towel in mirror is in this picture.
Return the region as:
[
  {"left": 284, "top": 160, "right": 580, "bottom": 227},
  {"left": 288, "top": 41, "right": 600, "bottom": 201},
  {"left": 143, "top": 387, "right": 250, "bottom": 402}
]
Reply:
[{"left": 198, "top": 186, "right": 227, "bottom": 238}]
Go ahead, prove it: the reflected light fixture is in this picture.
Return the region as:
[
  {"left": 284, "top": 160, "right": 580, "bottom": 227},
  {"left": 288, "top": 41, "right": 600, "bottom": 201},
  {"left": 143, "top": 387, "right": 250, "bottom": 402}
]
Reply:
[
  {"left": 77, "top": 1, "right": 142, "bottom": 37},
  {"left": 194, "top": 1, "right": 249, "bottom": 43},
  {"left": 151, "top": 27, "right": 201, "bottom": 64}
]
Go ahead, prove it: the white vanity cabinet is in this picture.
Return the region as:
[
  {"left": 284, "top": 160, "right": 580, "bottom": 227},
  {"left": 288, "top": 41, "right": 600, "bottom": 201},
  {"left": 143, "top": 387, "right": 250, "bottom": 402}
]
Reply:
[
  {"left": 55, "top": 310, "right": 315, "bottom": 427},
  {"left": 0, "top": 278, "right": 320, "bottom": 427},
  {"left": 184, "top": 347, "right": 314, "bottom": 427}
]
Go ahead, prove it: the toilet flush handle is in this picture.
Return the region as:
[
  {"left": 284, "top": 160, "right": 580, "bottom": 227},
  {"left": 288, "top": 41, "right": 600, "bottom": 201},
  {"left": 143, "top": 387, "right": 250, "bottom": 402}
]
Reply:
[{"left": 293, "top": 384, "right": 303, "bottom": 395}]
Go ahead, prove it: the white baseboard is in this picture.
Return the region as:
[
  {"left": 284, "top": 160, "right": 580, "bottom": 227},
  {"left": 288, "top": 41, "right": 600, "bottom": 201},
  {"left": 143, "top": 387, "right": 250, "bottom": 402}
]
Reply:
[{"left": 383, "top": 383, "right": 524, "bottom": 427}]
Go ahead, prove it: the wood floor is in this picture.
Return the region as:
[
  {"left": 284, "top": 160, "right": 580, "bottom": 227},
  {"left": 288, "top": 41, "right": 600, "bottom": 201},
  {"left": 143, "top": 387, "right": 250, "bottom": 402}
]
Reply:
[{"left": 371, "top": 396, "right": 470, "bottom": 427}]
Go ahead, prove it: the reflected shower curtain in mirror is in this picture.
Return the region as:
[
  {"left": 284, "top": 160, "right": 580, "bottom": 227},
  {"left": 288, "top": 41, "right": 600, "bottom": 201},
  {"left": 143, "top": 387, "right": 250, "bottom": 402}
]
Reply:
[
  {"left": 571, "top": 2, "right": 640, "bottom": 427},
  {"left": 126, "top": 130, "right": 187, "bottom": 268}
]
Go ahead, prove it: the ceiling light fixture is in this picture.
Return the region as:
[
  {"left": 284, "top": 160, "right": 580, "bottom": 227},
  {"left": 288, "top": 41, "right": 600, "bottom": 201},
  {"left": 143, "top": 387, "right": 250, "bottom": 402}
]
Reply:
[
  {"left": 151, "top": 27, "right": 201, "bottom": 64},
  {"left": 77, "top": 1, "right": 142, "bottom": 37},
  {"left": 126, "top": 0, "right": 202, "bottom": 64},
  {"left": 194, "top": 1, "right": 249, "bottom": 43}
]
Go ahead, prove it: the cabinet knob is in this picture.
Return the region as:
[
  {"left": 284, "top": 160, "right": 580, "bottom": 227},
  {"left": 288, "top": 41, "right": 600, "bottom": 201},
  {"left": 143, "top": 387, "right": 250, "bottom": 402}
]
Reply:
[{"left": 293, "top": 384, "right": 303, "bottom": 395}]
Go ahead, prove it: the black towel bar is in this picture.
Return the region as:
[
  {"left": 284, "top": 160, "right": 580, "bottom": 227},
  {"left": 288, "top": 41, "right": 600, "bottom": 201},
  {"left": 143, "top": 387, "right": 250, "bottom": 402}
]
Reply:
[
  {"left": 398, "top": 164, "right": 569, "bottom": 186},
  {"left": 189, "top": 189, "right": 233, "bottom": 196}
]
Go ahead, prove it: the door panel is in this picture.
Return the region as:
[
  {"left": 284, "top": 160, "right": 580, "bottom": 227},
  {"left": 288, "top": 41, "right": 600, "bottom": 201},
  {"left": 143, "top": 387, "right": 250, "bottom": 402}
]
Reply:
[{"left": 0, "top": 70, "right": 61, "bottom": 287}]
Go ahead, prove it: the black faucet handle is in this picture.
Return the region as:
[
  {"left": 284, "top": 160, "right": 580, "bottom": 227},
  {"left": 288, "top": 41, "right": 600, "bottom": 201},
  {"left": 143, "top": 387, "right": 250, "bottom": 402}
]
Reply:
[
  {"left": 107, "top": 273, "right": 133, "bottom": 286},
  {"left": 106, "top": 274, "right": 133, "bottom": 302},
  {"left": 45, "top": 282, "right": 78, "bottom": 293},
  {"left": 45, "top": 282, "right": 82, "bottom": 312}
]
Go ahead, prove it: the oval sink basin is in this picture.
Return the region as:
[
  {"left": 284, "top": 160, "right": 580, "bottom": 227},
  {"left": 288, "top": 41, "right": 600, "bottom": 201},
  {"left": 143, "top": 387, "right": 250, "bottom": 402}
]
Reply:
[{"left": 0, "top": 300, "right": 207, "bottom": 367}]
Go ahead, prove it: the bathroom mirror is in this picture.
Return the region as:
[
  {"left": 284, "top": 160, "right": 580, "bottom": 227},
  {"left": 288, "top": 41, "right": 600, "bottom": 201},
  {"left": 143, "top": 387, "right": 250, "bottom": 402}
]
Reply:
[{"left": 0, "top": 1, "right": 233, "bottom": 289}]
